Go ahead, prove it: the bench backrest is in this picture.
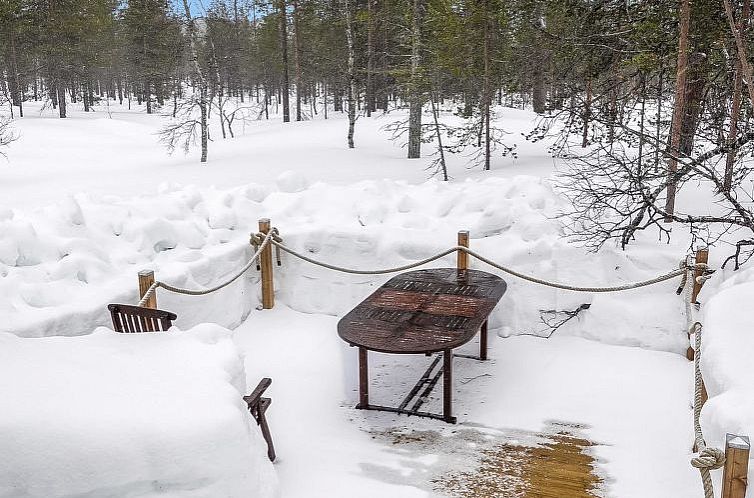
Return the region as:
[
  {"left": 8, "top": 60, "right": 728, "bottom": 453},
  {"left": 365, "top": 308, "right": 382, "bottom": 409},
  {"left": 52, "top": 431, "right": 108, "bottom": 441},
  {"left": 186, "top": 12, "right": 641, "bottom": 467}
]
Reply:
[{"left": 107, "top": 304, "right": 177, "bottom": 333}]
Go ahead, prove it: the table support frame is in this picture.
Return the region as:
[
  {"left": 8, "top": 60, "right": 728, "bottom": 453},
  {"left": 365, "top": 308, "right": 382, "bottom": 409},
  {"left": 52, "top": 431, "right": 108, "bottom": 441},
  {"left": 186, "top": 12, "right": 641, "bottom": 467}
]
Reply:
[{"left": 354, "top": 320, "right": 488, "bottom": 424}]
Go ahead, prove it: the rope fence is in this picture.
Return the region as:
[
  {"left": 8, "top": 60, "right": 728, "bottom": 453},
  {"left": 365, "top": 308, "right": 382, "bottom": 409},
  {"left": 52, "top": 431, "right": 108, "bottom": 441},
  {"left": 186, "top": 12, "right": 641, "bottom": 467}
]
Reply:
[
  {"left": 137, "top": 227, "right": 277, "bottom": 307},
  {"left": 137, "top": 225, "right": 712, "bottom": 307},
  {"left": 272, "top": 239, "right": 707, "bottom": 292},
  {"left": 131, "top": 220, "right": 748, "bottom": 498}
]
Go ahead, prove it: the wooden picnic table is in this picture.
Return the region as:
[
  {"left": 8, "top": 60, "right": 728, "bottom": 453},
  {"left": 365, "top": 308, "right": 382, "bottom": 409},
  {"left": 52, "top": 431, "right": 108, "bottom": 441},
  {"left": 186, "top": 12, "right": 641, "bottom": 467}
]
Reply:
[{"left": 338, "top": 268, "right": 507, "bottom": 423}]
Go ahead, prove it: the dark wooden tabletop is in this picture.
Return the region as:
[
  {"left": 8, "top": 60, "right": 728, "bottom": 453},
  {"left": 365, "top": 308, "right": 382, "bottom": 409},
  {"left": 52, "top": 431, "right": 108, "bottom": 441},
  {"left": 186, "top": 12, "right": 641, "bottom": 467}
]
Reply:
[{"left": 338, "top": 268, "right": 507, "bottom": 354}]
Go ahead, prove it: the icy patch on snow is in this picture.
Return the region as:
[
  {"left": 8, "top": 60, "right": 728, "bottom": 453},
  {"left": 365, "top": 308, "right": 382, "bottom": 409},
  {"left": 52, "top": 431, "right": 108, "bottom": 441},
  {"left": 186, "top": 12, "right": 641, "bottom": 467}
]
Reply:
[{"left": 0, "top": 323, "right": 278, "bottom": 498}]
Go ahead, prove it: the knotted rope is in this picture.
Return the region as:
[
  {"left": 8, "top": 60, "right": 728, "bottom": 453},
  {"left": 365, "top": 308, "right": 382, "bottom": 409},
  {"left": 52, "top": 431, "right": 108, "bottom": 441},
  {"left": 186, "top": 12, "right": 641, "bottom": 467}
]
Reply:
[{"left": 682, "top": 254, "right": 725, "bottom": 498}]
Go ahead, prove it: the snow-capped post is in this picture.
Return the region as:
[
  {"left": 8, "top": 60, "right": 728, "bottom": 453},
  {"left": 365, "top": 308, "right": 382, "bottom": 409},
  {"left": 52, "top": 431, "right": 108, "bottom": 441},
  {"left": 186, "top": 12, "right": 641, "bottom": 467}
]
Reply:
[
  {"left": 258, "top": 218, "right": 275, "bottom": 309},
  {"left": 457, "top": 230, "right": 469, "bottom": 271},
  {"left": 692, "top": 246, "right": 709, "bottom": 304},
  {"left": 722, "top": 434, "right": 750, "bottom": 498},
  {"left": 138, "top": 270, "right": 157, "bottom": 309}
]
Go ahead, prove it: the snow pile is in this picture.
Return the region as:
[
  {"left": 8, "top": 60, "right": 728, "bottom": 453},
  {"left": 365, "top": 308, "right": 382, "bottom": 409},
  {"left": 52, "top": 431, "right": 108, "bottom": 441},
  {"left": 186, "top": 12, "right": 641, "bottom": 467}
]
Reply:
[
  {"left": 2, "top": 172, "right": 692, "bottom": 353},
  {"left": 0, "top": 185, "right": 265, "bottom": 337},
  {"left": 701, "top": 269, "right": 754, "bottom": 476},
  {"left": 0, "top": 324, "right": 278, "bottom": 498},
  {"left": 268, "top": 176, "right": 690, "bottom": 353}
]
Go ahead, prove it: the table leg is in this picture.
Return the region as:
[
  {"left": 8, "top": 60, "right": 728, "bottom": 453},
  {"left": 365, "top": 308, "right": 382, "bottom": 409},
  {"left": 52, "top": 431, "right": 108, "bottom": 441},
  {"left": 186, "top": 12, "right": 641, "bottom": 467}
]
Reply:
[
  {"left": 358, "top": 347, "right": 369, "bottom": 409},
  {"left": 480, "top": 320, "right": 488, "bottom": 361},
  {"left": 443, "top": 349, "right": 456, "bottom": 423}
]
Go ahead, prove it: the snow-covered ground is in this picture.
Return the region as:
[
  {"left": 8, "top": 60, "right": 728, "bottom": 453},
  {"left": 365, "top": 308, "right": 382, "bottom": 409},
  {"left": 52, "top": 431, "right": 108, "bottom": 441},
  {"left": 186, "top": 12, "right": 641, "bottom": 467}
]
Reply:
[
  {"left": 237, "top": 305, "right": 698, "bottom": 498},
  {"left": 0, "top": 101, "right": 553, "bottom": 211},
  {"left": 0, "top": 324, "right": 277, "bottom": 498},
  {"left": 1, "top": 100, "right": 751, "bottom": 497}
]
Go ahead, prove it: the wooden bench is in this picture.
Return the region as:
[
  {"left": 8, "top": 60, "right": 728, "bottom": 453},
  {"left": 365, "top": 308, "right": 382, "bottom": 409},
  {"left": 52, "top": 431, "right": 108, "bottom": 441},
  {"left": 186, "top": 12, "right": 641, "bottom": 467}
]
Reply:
[{"left": 107, "top": 303, "right": 277, "bottom": 461}]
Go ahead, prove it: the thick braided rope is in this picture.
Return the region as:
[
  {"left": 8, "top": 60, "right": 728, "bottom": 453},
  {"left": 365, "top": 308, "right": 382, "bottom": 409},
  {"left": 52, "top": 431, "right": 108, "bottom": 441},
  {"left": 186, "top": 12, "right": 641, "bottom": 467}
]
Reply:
[
  {"left": 690, "top": 320, "right": 726, "bottom": 497},
  {"left": 137, "top": 229, "right": 276, "bottom": 306},
  {"left": 683, "top": 256, "right": 725, "bottom": 498},
  {"left": 272, "top": 240, "right": 701, "bottom": 292}
]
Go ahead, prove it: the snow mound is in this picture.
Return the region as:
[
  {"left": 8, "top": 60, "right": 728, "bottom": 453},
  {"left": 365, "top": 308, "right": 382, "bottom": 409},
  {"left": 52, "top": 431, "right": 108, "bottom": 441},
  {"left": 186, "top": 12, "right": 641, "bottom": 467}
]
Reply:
[
  {"left": 3, "top": 174, "right": 691, "bottom": 353},
  {"left": 701, "top": 274, "right": 754, "bottom": 467},
  {"left": 275, "top": 171, "right": 311, "bottom": 193},
  {"left": 0, "top": 324, "right": 278, "bottom": 498}
]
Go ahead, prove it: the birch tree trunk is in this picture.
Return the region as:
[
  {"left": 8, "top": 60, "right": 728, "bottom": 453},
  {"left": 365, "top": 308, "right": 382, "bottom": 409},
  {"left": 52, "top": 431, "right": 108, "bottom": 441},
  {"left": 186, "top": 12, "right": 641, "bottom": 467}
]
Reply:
[
  {"left": 344, "top": 0, "right": 356, "bottom": 148},
  {"left": 181, "top": 0, "right": 209, "bottom": 163}
]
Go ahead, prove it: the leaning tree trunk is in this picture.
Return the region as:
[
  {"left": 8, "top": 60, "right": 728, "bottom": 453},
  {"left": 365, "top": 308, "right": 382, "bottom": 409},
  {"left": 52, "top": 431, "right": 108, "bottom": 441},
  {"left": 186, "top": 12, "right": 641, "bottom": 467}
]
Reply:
[
  {"left": 407, "top": 0, "right": 423, "bottom": 159},
  {"left": 430, "top": 88, "right": 448, "bottom": 181},
  {"left": 724, "top": 0, "right": 753, "bottom": 192},
  {"left": 724, "top": 0, "right": 754, "bottom": 106}
]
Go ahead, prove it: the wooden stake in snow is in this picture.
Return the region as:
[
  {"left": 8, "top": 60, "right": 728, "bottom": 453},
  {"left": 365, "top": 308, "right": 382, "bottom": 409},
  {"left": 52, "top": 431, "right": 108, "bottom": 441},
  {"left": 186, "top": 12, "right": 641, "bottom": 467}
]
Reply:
[
  {"left": 138, "top": 270, "right": 157, "bottom": 309},
  {"left": 722, "top": 434, "right": 750, "bottom": 498},
  {"left": 687, "top": 247, "right": 710, "bottom": 360},
  {"left": 457, "top": 230, "right": 469, "bottom": 271},
  {"left": 692, "top": 247, "right": 709, "bottom": 304},
  {"left": 259, "top": 219, "right": 275, "bottom": 309}
]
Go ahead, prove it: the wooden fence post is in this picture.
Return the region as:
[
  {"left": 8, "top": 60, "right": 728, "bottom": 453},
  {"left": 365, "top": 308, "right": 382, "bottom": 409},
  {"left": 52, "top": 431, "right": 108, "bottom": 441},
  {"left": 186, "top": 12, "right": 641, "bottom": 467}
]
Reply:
[
  {"left": 692, "top": 246, "right": 709, "bottom": 304},
  {"left": 687, "top": 247, "right": 710, "bottom": 360},
  {"left": 722, "top": 434, "right": 750, "bottom": 498},
  {"left": 457, "top": 230, "right": 469, "bottom": 271},
  {"left": 138, "top": 270, "right": 157, "bottom": 309},
  {"left": 259, "top": 218, "right": 275, "bottom": 309}
]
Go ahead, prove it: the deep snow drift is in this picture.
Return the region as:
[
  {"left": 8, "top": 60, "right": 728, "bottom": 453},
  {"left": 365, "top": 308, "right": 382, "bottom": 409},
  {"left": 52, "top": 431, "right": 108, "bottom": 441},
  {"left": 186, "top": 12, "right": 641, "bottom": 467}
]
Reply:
[
  {"left": 0, "top": 323, "right": 277, "bottom": 498},
  {"left": 701, "top": 269, "right": 754, "bottom": 479},
  {"left": 1, "top": 173, "right": 692, "bottom": 356}
]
